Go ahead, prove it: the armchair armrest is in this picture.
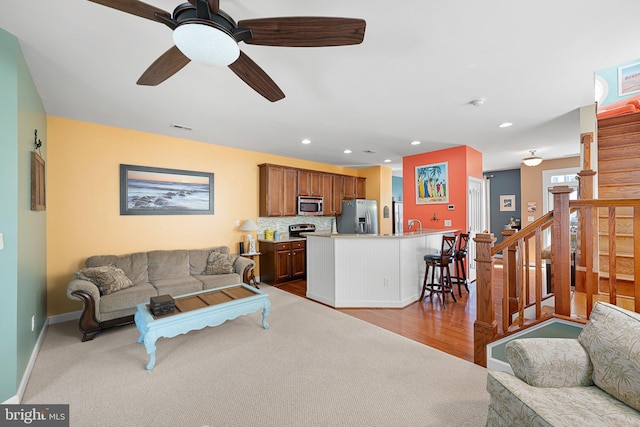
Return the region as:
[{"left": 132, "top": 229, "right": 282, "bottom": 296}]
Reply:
[
  {"left": 234, "top": 256, "right": 255, "bottom": 284},
  {"left": 506, "top": 338, "right": 593, "bottom": 388}
]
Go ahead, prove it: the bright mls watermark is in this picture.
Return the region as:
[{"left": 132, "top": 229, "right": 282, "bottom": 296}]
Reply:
[{"left": 1, "top": 405, "right": 69, "bottom": 426}]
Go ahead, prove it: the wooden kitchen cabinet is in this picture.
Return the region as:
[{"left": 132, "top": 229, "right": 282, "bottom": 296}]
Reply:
[
  {"left": 343, "top": 176, "right": 356, "bottom": 199},
  {"left": 298, "top": 170, "right": 323, "bottom": 196},
  {"left": 321, "top": 174, "right": 336, "bottom": 216},
  {"left": 332, "top": 175, "right": 344, "bottom": 216},
  {"left": 356, "top": 177, "right": 366, "bottom": 199},
  {"left": 259, "top": 164, "right": 298, "bottom": 217},
  {"left": 260, "top": 240, "right": 306, "bottom": 285}
]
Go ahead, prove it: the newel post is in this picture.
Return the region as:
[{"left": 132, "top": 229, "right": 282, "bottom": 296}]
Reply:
[
  {"left": 550, "top": 185, "right": 574, "bottom": 316},
  {"left": 474, "top": 232, "right": 497, "bottom": 367}
]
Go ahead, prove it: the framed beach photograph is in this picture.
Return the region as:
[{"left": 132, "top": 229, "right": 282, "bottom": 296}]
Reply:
[
  {"left": 618, "top": 61, "right": 640, "bottom": 96},
  {"left": 415, "top": 162, "right": 449, "bottom": 204},
  {"left": 500, "top": 195, "right": 516, "bottom": 212},
  {"left": 120, "top": 164, "right": 214, "bottom": 215}
]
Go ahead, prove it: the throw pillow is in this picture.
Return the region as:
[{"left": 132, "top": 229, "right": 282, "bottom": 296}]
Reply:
[
  {"left": 75, "top": 265, "right": 134, "bottom": 296},
  {"left": 204, "top": 251, "right": 239, "bottom": 275}
]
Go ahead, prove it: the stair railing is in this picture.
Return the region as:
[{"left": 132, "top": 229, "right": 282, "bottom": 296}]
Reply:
[{"left": 473, "top": 185, "right": 640, "bottom": 367}]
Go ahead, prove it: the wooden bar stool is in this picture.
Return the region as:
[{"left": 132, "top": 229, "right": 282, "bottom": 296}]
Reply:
[
  {"left": 420, "top": 234, "right": 457, "bottom": 307},
  {"left": 451, "top": 233, "right": 470, "bottom": 297}
]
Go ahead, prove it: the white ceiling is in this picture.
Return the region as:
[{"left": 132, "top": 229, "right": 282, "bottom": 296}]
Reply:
[{"left": 2, "top": 1, "right": 639, "bottom": 174}]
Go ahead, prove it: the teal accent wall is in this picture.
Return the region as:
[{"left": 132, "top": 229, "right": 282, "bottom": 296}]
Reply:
[
  {"left": 596, "top": 57, "right": 640, "bottom": 106},
  {"left": 0, "top": 28, "right": 47, "bottom": 403},
  {"left": 392, "top": 176, "right": 402, "bottom": 201}
]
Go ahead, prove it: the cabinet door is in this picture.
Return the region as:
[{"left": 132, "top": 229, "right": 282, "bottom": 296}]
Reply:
[
  {"left": 275, "top": 250, "right": 291, "bottom": 282},
  {"left": 310, "top": 172, "right": 323, "bottom": 195},
  {"left": 283, "top": 168, "right": 298, "bottom": 216},
  {"left": 322, "top": 174, "right": 334, "bottom": 215},
  {"left": 356, "top": 177, "right": 366, "bottom": 199},
  {"left": 333, "top": 175, "right": 344, "bottom": 216},
  {"left": 343, "top": 176, "right": 356, "bottom": 199},
  {"left": 261, "top": 165, "right": 283, "bottom": 216},
  {"left": 291, "top": 247, "right": 305, "bottom": 278},
  {"left": 298, "top": 170, "right": 311, "bottom": 196}
]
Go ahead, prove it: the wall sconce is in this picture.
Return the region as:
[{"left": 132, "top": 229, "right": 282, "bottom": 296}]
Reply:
[{"left": 431, "top": 212, "right": 439, "bottom": 222}]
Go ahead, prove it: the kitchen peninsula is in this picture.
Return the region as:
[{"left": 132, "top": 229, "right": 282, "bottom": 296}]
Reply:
[{"left": 306, "top": 230, "right": 459, "bottom": 308}]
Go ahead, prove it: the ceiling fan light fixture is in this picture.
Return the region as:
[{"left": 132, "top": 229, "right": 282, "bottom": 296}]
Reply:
[
  {"left": 522, "top": 150, "right": 543, "bottom": 167},
  {"left": 173, "top": 22, "right": 240, "bottom": 67}
]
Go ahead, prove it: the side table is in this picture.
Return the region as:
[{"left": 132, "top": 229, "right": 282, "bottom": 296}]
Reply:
[{"left": 240, "top": 252, "right": 262, "bottom": 288}]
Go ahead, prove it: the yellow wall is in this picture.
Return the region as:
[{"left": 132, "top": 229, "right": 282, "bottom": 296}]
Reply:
[
  {"left": 357, "top": 166, "right": 393, "bottom": 235},
  {"left": 47, "top": 117, "right": 358, "bottom": 316}
]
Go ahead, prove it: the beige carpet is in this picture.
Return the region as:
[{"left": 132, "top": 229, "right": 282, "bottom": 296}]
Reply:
[{"left": 24, "top": 285, "right": 489, "bottom": 426}]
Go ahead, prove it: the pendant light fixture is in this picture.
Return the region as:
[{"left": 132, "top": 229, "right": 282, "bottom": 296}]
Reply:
[{"left": 522, "top": 150, "right": 543, "bottom": 167}]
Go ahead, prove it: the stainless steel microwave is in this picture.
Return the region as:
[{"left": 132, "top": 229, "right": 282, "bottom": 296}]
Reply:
[{"left": 297, "top": 196, "right": 323, "bottom": 216}]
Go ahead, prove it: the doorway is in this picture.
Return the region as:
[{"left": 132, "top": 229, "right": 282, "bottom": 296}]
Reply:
[{"left": 467, "top": 177, "right": 485, "bottom": 282}]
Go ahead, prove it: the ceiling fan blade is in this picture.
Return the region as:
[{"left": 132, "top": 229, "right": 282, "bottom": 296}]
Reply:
[
  {"left": 228, "top": 51, "right": 285, "bottom": 102},
  {"left": 237, "top": 17, "right": 366, "bottom": 47},
  {"left": 88, "top": 0, "right": 171, "bottom": 22},
  {"left": 137, "top": 46, "right": 191, "bottom": 86}
]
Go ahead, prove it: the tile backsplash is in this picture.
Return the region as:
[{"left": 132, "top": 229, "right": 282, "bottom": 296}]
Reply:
[{"left": 257, "top": 216, "right": 333, "bottom": 239}]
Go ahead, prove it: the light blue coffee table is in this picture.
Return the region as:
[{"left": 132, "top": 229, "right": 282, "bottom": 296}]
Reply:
[{"left": 135, "top": 284, "right": 270, "bottom": 370}]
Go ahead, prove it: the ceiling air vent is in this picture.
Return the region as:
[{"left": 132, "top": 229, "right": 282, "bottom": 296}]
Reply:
[
  {"left": 170, "top": 123, "right": 193, "bottom": 131},
  {"left": 363, "top": 150, "right": 376, "bottom": 154}
]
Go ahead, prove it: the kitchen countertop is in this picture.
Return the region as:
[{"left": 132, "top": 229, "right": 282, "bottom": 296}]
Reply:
[{"left": 305, "top": 229, "right": 459, "bottom": 238}]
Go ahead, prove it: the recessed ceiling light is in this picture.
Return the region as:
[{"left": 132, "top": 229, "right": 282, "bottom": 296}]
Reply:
[
  {"left": 301, "top": 139, "right": 311, "bottom": 144},
  {"left": 384, "top": 159, "right": 391, "bottom": 163},
  {"left": 411, "top": 140, "right": 421, "bottom": 145},
  {"left": 498, "top": 122, "right": 513, "bottom": 128},
  {"left": 344, "top": 149, "right": 352, "bottom": 154}
]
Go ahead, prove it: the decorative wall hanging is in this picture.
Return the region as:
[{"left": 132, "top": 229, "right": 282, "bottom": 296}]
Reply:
[
  {"left": 500, "top": 195, "right": 516, "bottom": 212},
  {"left": 31, "top": 129, "right": 45, "bottom": 211},
  {"left": 120, "top": 164, "right": 214, "bottom": 215},
  {"left": 415, "top": 162, "right": 449, "bottom": 204},
  {"left": 618, "top": 61, "right": 640, "bottom": 96}
]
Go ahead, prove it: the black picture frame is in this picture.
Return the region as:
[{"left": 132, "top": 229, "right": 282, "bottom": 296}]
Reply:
[{"left": 120, "top": 164, "right": 214, "bottom": 215}]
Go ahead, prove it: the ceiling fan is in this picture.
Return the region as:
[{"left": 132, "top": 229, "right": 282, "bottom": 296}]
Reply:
[{"left": 88, "top": 0, "right": 367, "bottom": 102}]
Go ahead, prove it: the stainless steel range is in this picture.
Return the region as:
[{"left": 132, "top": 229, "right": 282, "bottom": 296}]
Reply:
[{"left": 289, "top": 223, "right": 316, "bottom": 238}]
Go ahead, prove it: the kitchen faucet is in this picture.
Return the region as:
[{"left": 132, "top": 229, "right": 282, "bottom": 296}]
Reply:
[{"left": 408, "top": 219, "right": 423, "bottom": 232}]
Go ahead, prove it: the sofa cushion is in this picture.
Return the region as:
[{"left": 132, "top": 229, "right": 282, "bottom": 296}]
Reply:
[
  {"left": 194, "top": 273, "right": 242, "bottom": 290},
  {"left": 148, "top": 250, "right": 189, "bottom": 281},
  {"left": 578, "top": 302, "right": 640, "bottom": 412},
  {"left": 204, "top": 251, "right": 239, "bottom": 275},
  {"left": 151, "top": 276, "right": 203, "bottom": 297},
  {"left": 75, "top": 265, "right": 134, "bottom": 296},
  {"left": 99, "top": 282, "right": 157, "bottom": 313},
  {"left": 86, "top": 252, "right": 149, "bottom": 284},
  {"left": 189, "top": 247, "right": 229, "bottom": 275},
  {"left": 487, "top": 370, "right": 640, "bottom": 426}
]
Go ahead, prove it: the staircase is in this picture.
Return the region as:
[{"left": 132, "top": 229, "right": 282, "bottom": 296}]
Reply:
[{"left": 472, "top": 187, "right": 640, "bottom": 367}]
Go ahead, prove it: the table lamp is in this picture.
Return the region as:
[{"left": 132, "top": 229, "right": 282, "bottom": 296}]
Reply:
[{"left": 240, "top": 219, "right": 259, "bottom": 254}]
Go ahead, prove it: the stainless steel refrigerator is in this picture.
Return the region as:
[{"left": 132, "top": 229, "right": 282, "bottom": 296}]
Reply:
[
  {"left": 337, "top": 199, "right": 378, "bottom": 234},
  {"left": 392, "top": 201, "right": 403, "bottom": 234}
]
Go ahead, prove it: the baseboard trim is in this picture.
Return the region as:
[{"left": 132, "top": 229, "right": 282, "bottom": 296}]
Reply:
[
  {"left": 48, "top": 310, "right": 81, "bottom": 324},
  {"left": 11, "top": 319, "right": 50, "bottom": 404}
]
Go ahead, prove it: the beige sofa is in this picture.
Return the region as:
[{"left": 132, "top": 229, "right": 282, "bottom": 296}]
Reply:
[
  {"left": 486, "top": 302, "right": 640, "bottom": 426},
  {"left": 67, "top": 246, "right": 254, "bottom": 341}
]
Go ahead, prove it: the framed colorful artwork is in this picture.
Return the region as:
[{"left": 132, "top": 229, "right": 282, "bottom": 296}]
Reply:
[{"left": 415, "top": 162, "right": 449, "bottom": 204}]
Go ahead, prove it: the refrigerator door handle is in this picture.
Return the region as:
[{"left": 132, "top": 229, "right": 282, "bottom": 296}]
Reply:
[{"left": 365, "top": 211, "right": 371, "bottom": 234}]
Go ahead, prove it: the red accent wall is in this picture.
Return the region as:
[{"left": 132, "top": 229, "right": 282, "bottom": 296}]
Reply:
[{"left": 402, "top": 145, "right": 482, "bottom": 233}]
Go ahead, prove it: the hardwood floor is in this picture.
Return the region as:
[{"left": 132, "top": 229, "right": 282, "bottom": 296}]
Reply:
[{"left": 275, "top": 279, "right": 477, "bottom": 363}]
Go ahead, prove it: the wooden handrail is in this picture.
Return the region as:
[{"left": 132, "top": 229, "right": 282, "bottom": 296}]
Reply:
[{"left": 492, "top": 211, "right": 553, "bottom": 255}]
